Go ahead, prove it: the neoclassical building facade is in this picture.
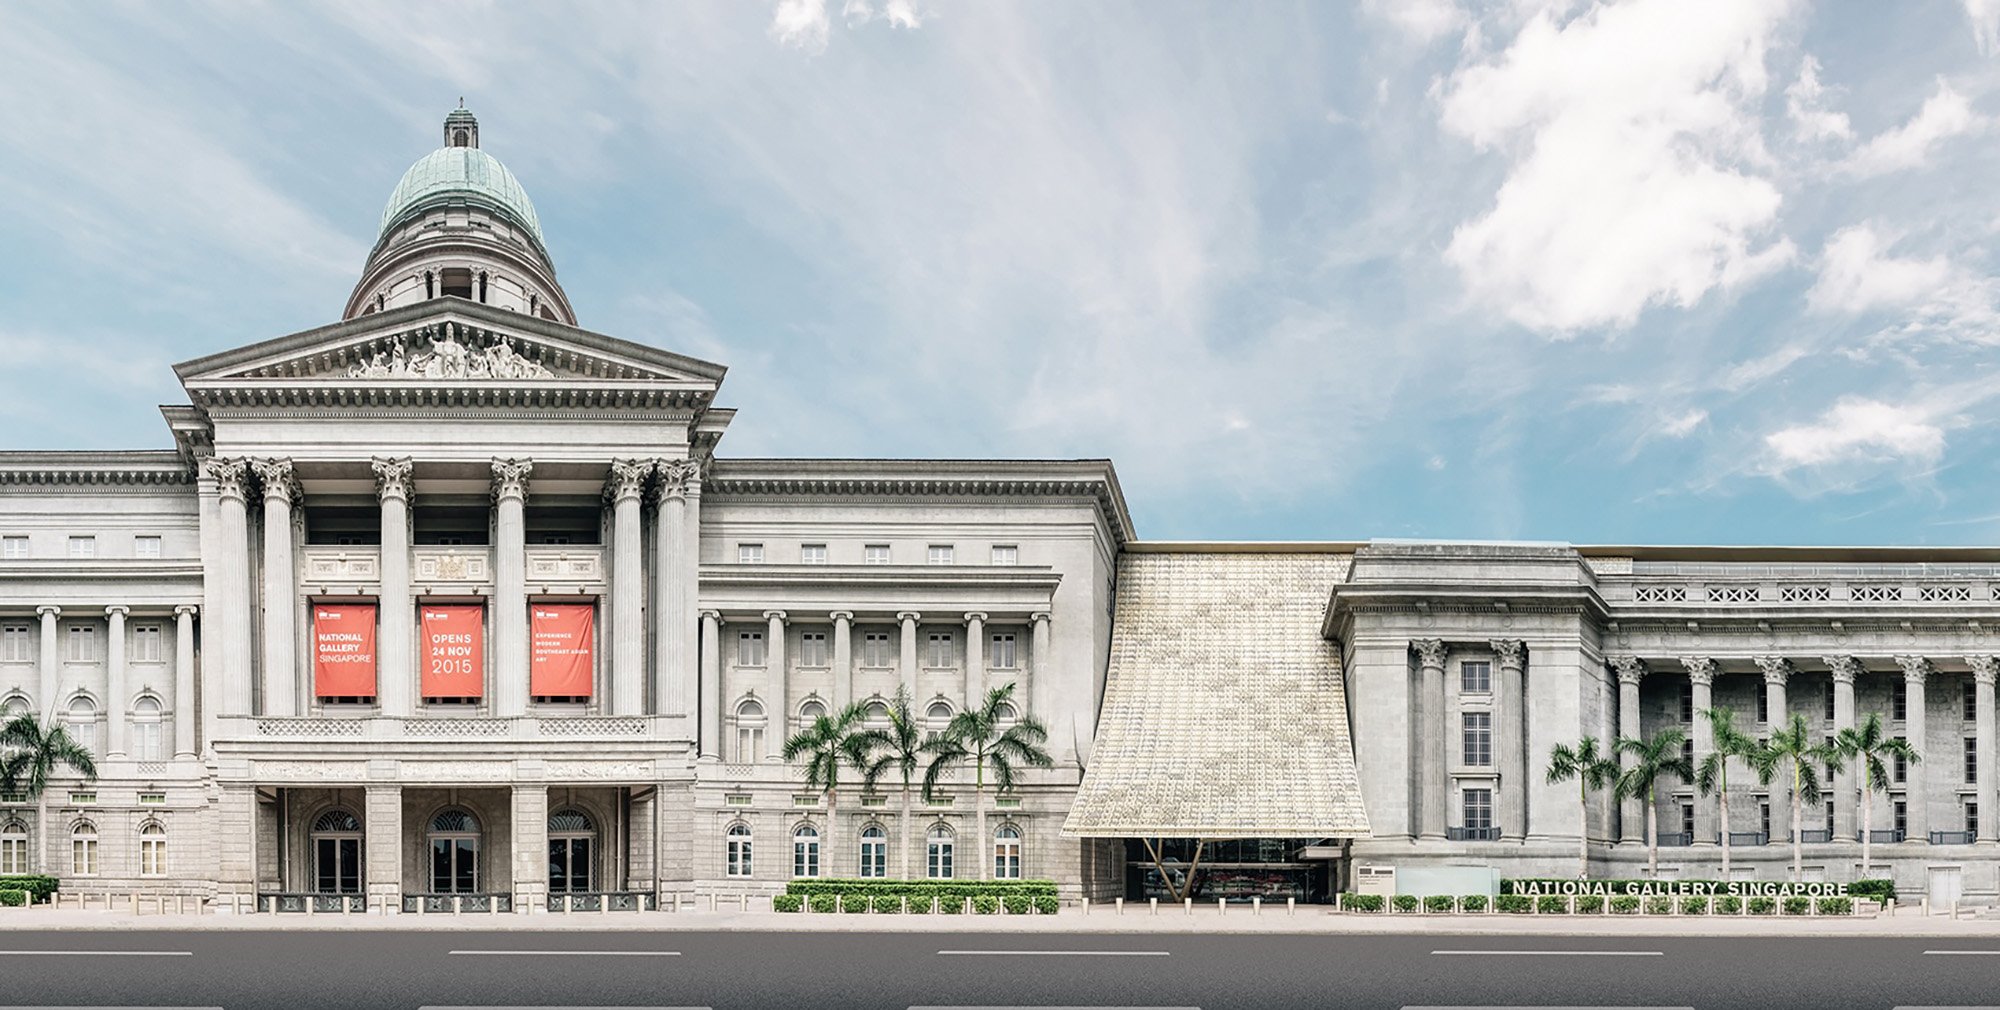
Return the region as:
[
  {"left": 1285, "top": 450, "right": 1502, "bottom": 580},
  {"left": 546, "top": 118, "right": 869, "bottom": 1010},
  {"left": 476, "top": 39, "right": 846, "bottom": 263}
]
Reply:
[{"left": 3, "top": 110, "right": 1997, "bottom": 911}]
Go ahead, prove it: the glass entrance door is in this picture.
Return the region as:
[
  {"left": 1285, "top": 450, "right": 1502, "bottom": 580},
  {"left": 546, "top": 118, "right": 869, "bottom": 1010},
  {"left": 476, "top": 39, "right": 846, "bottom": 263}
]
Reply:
[
  {"left": 549, "top": 836, "right": 593, "bottom": 894},
  {"left": 315, "top": 837, "right": 362, "bottom": 894}
]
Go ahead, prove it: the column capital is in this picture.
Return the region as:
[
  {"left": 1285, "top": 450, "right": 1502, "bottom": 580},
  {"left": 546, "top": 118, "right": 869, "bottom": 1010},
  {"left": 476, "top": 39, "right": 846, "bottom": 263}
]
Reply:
[
  {"left": 963, "top": 611, "right": 988, "bottom": 625},
  {"left": 1895, "top": 655, "right": 1933, "bottom": 684},
  {"left": 103, "top": 605, "right": 129, "bottom": 620},
  {"left": 1030, "top": 611, "right": 1051, "bottom": 625},
  {"left": 651, "top": 458, "right": 701, "bottom": 503},
  {"left": 173, "top": 604, "right": 199, "bottom": 619},
  {"left": 1680, "top": 656, "right": 1718, "bottom": 687},
  {"left": 1754, "top": 655, "right": 1793, "bottom": 685},
  {"left": 1609, "top": 655, "right": 1648, "bottom": 686},
  {"left": 371, "top": 456, "right": 414, "bottom": 501},
  {"left": 897, "top": 611, "right": 922, "bottom": 624},
  {"left": 1487, "top": 639, "right": 1525, "bottom": 670},
  {"left": 1824, "top": 655, "right": 1864, "bottom": 685},
  {"left": 252, "top": 458, "right": 298, "bottom": 503},
  {"left": 1971, "top": 655, "right": 2000, "bottom": 685},
  {"left": 490, "top": 458, "right": 533, "bottom": 502},
  {"left": 35, "top": 605, "right": 59, "bottom": 619},
  {"left": 699, "top": 609, "right": 722, "bottom": 622},
  {"left": 1411, "top": 638, "right": 1447, "bottom": 670},
  {"left": 829, "top": 610, "right": 853, "bottom": 623},
  {"left": 204, "top": 457, "right": 252, "bottom": 503},
  {"left": 604, "top": 458, "right": 650, "bottom": 504},
  {"left": 763, "top": 610, "right": 788, "bottom": 625}
]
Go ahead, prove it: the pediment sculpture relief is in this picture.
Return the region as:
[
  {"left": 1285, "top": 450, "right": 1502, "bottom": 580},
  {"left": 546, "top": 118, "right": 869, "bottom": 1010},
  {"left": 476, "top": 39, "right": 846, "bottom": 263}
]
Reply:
[{"left": 347, "top": 323, "right": 554, "bottom": 380}]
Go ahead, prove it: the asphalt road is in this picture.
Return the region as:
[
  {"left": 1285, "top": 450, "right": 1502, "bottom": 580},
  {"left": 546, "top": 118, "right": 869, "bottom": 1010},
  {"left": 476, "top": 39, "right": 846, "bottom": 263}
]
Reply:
[{"left": 0, "top": 928, "right": 1991, "bottom": 1010}]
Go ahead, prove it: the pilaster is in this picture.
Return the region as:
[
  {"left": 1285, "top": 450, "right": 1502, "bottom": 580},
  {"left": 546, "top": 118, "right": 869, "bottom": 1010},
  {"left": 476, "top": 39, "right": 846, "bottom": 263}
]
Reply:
[
  {"left": 1411, "top": 639, "right": 1447, "bottom": 841},
  {"left": 1825, "top": 655, "right": 1863, "bottom": 841},
  {"left": 253, "top": 458, "right": 299, "bottom": 717},
  {"left": 605, "top": 460, "right": 647, "bottom": 715},
  {"left": 372, "top": 457, "right": 414, "bottom": 717},
  {"left": 104, "top": 606, "right": 129, "bottom": 756},
  {"left": 1610, "top": 656, "right": 1647, "bottom": 844},
  {"left": 1681, "top": 656, "right": 1717, "bottom": 845},
  {"left": 1490, "top": 638, "right": 1526, "bottom": 841},
  {"left": 491, "top": 458, "right": 532, "bottom": 716},
  {"left": 1756, "top": 656, "right": 1794, "bottom": 839},
  {"left": 1896, "top": 655, "right": 1932, "bottom": 842}
]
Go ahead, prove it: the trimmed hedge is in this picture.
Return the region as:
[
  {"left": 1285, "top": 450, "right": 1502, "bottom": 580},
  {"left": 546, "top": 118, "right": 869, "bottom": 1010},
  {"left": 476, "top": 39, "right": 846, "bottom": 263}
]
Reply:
[
  {"left": 1643, "top": 896, "right": 1673, "bottom": 916},
  {"left": 972, "top": 895, "right": 1001, "bottom": 914},
  {"left": 1391, "top": 894, "right": 1419, "bottom": 913},
  {"left": 1782, "top": 896, "right": 1813, "bottom": 916},
  {"left": 1716, "top": 895, "right": 1742, "bottom": 915},
  {"left": 1536, "top": 895, "right": 1567, "bottom": 914},
  {"left": 1610, "top": 895, "right": 1640, "bottom": 915},
  {"left": 1342, "top": 893, "right": 1385, "bottom": 912},
  {"left": 810, "top": 893, "right": 837, "bottom": 914},
  {"left": 1032, "top": 895, "right": 1057, "bottom": 915},
  {"left": 773, "top": 894, "right": 804, "bottom": 913},
  {"left": 1849, "top": 879, "right": 1896, "bottom": 902},
  {"left": 1423, "top": 894, "right": 1456, "bottom": 913},
  {"left": 1460, "top": 894, "right": 1488, "bottom": 912},
  {"left": 0, "top": 876, "right": 57, "bottom": 904},
  {"left": 939, "top": 896, "right": 966, "bottom": 914},
  {"left": 908, "top": 895, "right": 935, "bottom": 914},
  {"left": 1817, "top": 897, "right": 1853, "bottom": 916},
  {"left": 873, "top": 895, "right": 903, "bottom": 914},
  {"left": 1680, "top": 896, "right": 1709, "bottom": 915},
  {"left": 1496, "top": 894, "right": 1532, "bottom": 914},
  {"left": 786, "top": 878, "right": 1057, "bottom": 898},
  {"left": 0, "top": 889, "right": 24, "bottom": 908},
  {"left": 840, "top": 894, "right": 868, "bottom": 913},
  {"left": 1574, "top": 893, "right": 1605, "bottom": 914},
  {"left": 1747, "top": 896, "right": 1777, "bottom": 915},
  {"left": 1003, "top": 895, "right": 1030, "bottom": 915}
]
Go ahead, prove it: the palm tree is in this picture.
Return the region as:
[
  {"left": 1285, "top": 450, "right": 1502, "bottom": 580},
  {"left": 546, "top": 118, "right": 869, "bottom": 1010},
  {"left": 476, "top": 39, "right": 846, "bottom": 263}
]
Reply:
[
  {"left": 922, "top": 682, "right": 1052, "bottom": 880},
  {"left": 1614, "top": 729, "right": 1693, "bottom": 877},
  {"left": 782, "top": 701, "right": 869, "bottom": 875},
  {"left": 853, "top": 686, "right": 932, "bottom": 879},
  {"left": 1834, "top": 712, "right": 1919, "bottom": 877},
  {"left": 0, "top": 710, "right": 97, "bottom": 876},
  {"left": 1694, "top": 707, "right": 1766, "bottom": 878},
  {"left": 1754, "top": 713, "right": 1845, "bottom": 881},
  {"left": 1546, "top": 736, "right": 1620, "bottom": 879}
]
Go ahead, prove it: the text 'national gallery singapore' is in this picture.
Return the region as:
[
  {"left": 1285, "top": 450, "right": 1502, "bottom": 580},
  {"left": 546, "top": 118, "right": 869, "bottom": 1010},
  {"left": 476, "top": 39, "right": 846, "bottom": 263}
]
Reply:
[{"left": 4, "top": 109, "right": 1998, "bottom": 913}]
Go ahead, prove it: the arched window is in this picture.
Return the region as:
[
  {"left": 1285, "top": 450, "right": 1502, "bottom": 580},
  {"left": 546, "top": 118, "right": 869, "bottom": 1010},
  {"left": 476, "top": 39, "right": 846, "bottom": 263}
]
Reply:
[
  {"left": 798, "top": 699, "right": 826, "bottom": 727},
  {"left": 311, "top": 808, "right": 363, "bottom": 895},
  {"left": 926, "top": 700, "right": 953, "bottom": 730},
  {"left": 993, "top": 824, "right": 1022, "bottom": 880},
  {"left": 0, "top": 819, "right": 27, "bottom": 875},
  {"left": 995, "top": 701, "right": 1018, "bottom": 725},
  {"left": 792, "top": 824, "right": 820, "bottom": 878},
  {"left": 733, "top": 699, "right": 765, "bottom": 763},
  {"left": 548, "top": 808, "right": 595, "bottom": 894},
  {"left": 0, "top": 695, "right": 28, "bottom": 721},
  {"left": 863, "top": 701, "right": 890, "bottom": 728},
  {"left": 477, "top": 271, "right": 489, "bottom": 303},
  {"left": 139, "top": 822, "right": 167, "bottom": 877},
  {"left": 529, "top": 294, "right": 539, "bottom": 316},
  {"left": 64, "top": 697, "right": 96, "bottom": 755},
  {"left": 725, "top": 823, "right": 752, "bottom": 878},
  {"left": 926, "top": 823, "right": 955, "bottom": 879},
  {"left": 427, "top": 808, "right": 480, "bottom": 894},
  {"left": 453, "top": 129, "right": 470, "bottom": 147},
  {"left": 70, "top": 820, "right": 98, "bottom": 876},
  {"left": 425, "top": 270, "right": 436, "bottom": 300},
  {"left": 858, "top": 825, "right": 886, "bottom": 879},
  {"left": 131, "top": 696, "right": 163, "bottom": 761}
]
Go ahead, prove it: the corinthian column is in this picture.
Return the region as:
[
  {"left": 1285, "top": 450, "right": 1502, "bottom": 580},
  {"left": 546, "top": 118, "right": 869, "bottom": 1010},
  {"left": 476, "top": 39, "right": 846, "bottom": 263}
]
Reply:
[
  {"left": 253, "top": 458, "right": 299, "bottom": 716},
  {"left": 1897, "top": 656, "right": 1932, "bottom": 842},
  {"left": 173, "top": 605, "right": 197, "bottom": 758},
  {"left": 699, "top": 609, "right": 721, "bottom": 760},
  {"left": 105, "top": 606, "right": 129, "bottom": 756},
  {"left": 1412, "top": 639, "right": 1447, "bottom": 841},
  {"left": 1825, "top": 655, "right": 1862, "bottom": 841},
  {"left": 653, "top": 459, "right": 700, "bottom": 719},
  {"left": 1756, "top": 656, "right": 1794, "bottom": 839},
  {"left": 372, "top": 457, "right": 414, "bottom": 716},
  {"left": 898, "top": 612, "right": 921, "bottom": 702},
  {"left": 1490, "top": 639, "right": 1527, "bottom": 841},
  {"left": 765, "top": 610, "right": 788, "bottom": 761},
  {"left": 491, "top": 458, "right": 532, "bottom": 716},
  {"left": 1681, "top": 656, "right": 1717, "bottom": 845},
  {"left": 965, "top": 613, "right": 988, "bottom": 706},
  {"left": 830, "top": 612, "right": 854, "bottom": 712},
  {"left": 605, "top": 460, "right": 649, "bottom": 715},
  {"left": 35, "top": 606, "right": 58, "bottom": 717},
  {"left": 206, "top": 457, "right": 254, "bottom": 718},
  {"left": 1610, "top": 656, "right": 1647, "bottom": 844},
  {"left": 1970, "top": 656, "right": 1998, "bottom": 843}
]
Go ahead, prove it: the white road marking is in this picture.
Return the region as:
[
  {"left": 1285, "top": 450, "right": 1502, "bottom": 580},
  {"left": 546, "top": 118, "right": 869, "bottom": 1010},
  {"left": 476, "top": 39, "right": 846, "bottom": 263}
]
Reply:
[
  {"left": 1429, "top": 949, "right": 1664, "bottom": 957},
  {"left": 1402, "top": 1006, "right": 1692, "bottom": 1010},
  {"left": 935, "top": 949, "right": 1171, "bottom": 957},
  {"left": 5, "top": 1006, "right": 222, "bottom": 1010},
  {"left": 1893, "top": 1006, "right": 2000, "bottom": 1009},
  {"left": 421, "top": 1006, "right": 710, "bottom": 1010},
  {"left": 1923, "top": 949, "right": 2000, "bottom": 955},
  {"left": 911, "top": 1006, "right": 1198, "bottom": 1010},
  {"left": 446, "top": 949, "right": 682, "bottom": 957},
  {"left": 0, "top": 950, "right": 192, "bottom": 957}
]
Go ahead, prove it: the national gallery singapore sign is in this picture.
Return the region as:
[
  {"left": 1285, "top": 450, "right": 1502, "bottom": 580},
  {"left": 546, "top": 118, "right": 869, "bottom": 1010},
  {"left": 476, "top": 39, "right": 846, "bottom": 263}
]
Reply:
[{"left": 1506, "top": 878, "right": 1852, "bottom": 898}]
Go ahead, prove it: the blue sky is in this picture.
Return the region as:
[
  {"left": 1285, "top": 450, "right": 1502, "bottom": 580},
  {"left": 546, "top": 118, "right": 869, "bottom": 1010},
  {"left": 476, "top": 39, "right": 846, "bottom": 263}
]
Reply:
[{"left": 4, "top": 1, "right": 2000, "bottom": 545}]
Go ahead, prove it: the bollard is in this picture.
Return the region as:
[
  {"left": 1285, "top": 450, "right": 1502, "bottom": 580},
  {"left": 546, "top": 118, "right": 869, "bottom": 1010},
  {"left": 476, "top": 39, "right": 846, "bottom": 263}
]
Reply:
[
  {"left": 1149, "top": 897, "right": 1158, "bottom": 916},
  {"left": 601, "top": 893, "right": 609, "bottom": 917},
  {"left": 1253, "top": 896, "right": 1262, "bottom": 915},
  {"left": 1287, "top": 896, "right": 1295, "bottom": 916},
  {"left": 1184, "top": 897, "right": 1193, "bottom": 916},
  {"left": 1115, "top": 897, "right": 1125, "bottom": 915},
  {"left": 1217, "top": 897, "right": 1226, "bottom": 915},
  {"left": 130, "top": 892, "right": 139, "bottom": 914},
  {"left": 305, "top": 895, "right": 315, "bottom": 917}
]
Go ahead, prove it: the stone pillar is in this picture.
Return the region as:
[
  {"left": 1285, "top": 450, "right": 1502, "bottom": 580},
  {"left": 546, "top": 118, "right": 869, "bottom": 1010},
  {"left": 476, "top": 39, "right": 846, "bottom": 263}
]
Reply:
[
  {"left": 1825, "top": 655, "right": 1862, "bottom": 841},
  {"left": 1611, "top": 656, "right": 1647, "bottom": 844},
  {"left": 1896, "top": 656, "right": 1932, "bottom": 842},
  {"left": 1029, "top": 612, "right": 1050, "bottom": 719},
  {"left": 173, "top": 605, "right": 197, "bottom": 757},
  {"left": 254, "top": 458, "right": 299, "bottom": 717},
  {"left": 215, "top": 784, "right": 258, "bottom": 897},
  {"left": 364, "top": 785, "right": 403, "bottom": 913},
  {"left": 512, "top": 785, "right": 549, "bottom": 913},
  {"left": 1412, "top": 639, "right": 1447, "bottom": 841},
  {"left": 1491, "top": 639, "right": 1527, "bottom": 841},
  {"left": 1757, "top": 656, "right": 1793, "bottom": 840},
  {"left": 35, "top": 606, "right": 58, "bottom": 716},
  {"left": 830, "top": 611, "right": 854, "bottom": 712},
  {"left": 765, "top": 611, "right": 788, "bottom": 760},
  {"left": 372, "top": 458, "right": 414, "bottom": 717},
  {"left": 207, "top": 458, "right": 254, "bottom": 717},
  {"left": 1680, "top": 656, "right": 1716, "bottom": 845},
  {"left": 605, "top": 460, "right": 648, "bottom": 716},
  {"left": 491, "top": 459, "right": 532, "bottom": 717},
  {"left": 104, "top": 606, "right": 129, "bottom": 757},
  {"left": 653, "top": 459, "right": 700, "bottom": 720},
  {"left": 897, "top": 612, "right": 921, "bottom": 702},
  {"left": 699, "top": 610, "right": 721, "bottom": 760},
  {"left": 964, "top": 612, "right": 987, "bottom": 707},
  {"left": 1972, "top": 656, "right": 1999, "bottom": 844}
]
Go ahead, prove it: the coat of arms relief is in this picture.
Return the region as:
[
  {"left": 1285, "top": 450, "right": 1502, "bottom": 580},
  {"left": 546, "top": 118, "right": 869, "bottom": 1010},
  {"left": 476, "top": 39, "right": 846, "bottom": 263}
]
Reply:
[{"left": 347, "top": 322, "right": 554, "bottom": 380}]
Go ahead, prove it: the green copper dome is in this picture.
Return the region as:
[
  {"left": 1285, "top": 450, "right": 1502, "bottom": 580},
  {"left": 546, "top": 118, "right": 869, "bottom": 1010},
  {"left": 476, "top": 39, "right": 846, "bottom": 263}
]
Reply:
[{"left": 377, "top": 146, "right": 545, "bottom": 246}]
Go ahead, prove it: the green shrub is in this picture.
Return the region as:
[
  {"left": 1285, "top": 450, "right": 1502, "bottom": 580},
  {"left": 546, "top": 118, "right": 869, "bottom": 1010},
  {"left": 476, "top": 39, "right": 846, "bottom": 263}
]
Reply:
[
  {"left": 1536, "top": 894, "right": 1567, "bottom": 914},
  {"left": 1816, "top": 897, "right": 1853, "bottom": 916},
  {"left": 785, "top": 878, "right": 1057, "bottom": 898},
  {"left": 0, "top": 876, "right": 58, "bottom": 903},
  {"left": 1716, "top": 895, "right": 1742, "bottom": 915},
  {"left": 940, "top": 896, "right": 966, "bottom": 914},
  {"left": 907, "top": 894, "right": 934, "bottom": 914},
  {"left": 1782, "top": 896, "right": 1812, "bottom": 916},
  {"left": 873, "top": 895, "right": 903, "bottom": 913},
  {"left": 773, "top": 894, "right": 803, "bottom": 913},
  {"left": 842, "top": 893, "right": 870, "bottom": 913},
  {"left": 1391, "top": 894, "right": 1419, "bottom": 912},
  {"left": 1460, "top": 894, "right": 1488, "bottom": 912},
  {"left": 1574, "top": 893, "right": 1605, "bottom": 914},
  {"left": 1495, "top": 894, "right": 1532, "bottom": 914},
  {"left": 1849, "top": 879, "right": 1896, "bottom": 902},
  {"left": 972, "top": 895, "right": 1001, "bottom": 914},
  {"left": 1747, "top": 896, "right": 1776, "bottom": 915},
  {"left": 1003, "top": 895, "right": 1030, "bottom": 914},
  {"left": 1643, "top": 896, "right": 1673, "bottom": 915},
  {"left": 809, "top": 893, "right": 837, "bottom": 914},
  {"left": 1680, "top": 896, "right": 1708, "bottom": 915},
  {"left": 1031, "top": 895, "right": 1057, "bottom": 915},
  {"left": 0, "top": 889, "right": 24, "bottom": 908},
  {"left": 1343, "top": 893, "right": 1385, "bottom": 912},
  {"left": 1610, "top": 895, "right": 1640, "bottom": 915},
  {"left": 1423, "top": 894, "right": 1456, "bottom": 913}
]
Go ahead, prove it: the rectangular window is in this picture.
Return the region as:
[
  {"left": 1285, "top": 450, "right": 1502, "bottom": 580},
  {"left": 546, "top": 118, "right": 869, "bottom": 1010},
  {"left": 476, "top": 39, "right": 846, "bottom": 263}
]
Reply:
[
  {"left": 1893, "top": 679, "right": 1908, "bottom": 721},
  {"left": 860, "top": 833, "right": 886, "bottom": 878},
  {"left": 0, "top": 836, "right": 23, "bottom": 875},
  {"left": 1894, "top": 746, "right": 1908, "bottom": 784},
  {"left": 1825, "top": 799, "right": 1835, "bottom": 834},
  {"left": 133, "top": 720, "right": 163, "bottom": 762},
  {"left": 71, "top": 835, "right": 97, "bottom": 876},
  {"left": 1967, "top": 682, "right": 1980, "bottom": 723},
  {"left": 1461, "top": 711, "right": 1492, "bottom": 766},
  {"left": 1681, "top": 802, "right": 1696, "bottom": 837},
  {"left": 1759, "top": 798, "right": 1772, "bottom": 838},
  {"left": 67, "top": 536, "right": 95, "bottom": 559},
  {"left": 134, "top": 535, "right": 161, "bottom": 559},
  {"left": 864, "top": 544, "right": 891, "bottom": 565},
  {"left": 0, "top": 536, "right": 25, "bottom": 559},
  {"left": 990, "top": 633, "right": 1018, "bottom": 670},
  {"left": 927, "top": 834, "right": 954, "bottom": 879},
  {"left": 1757, "top": 687, "right": 1771, "bottom": 724},
  {"left": 0, "top": 625, "right": 28, "bottom": 663},
  {"left": 68, "top": 791, "right": 95, "bottom": 805},
  {"left": 799, "top": 544, "right": 827, "bottom": 565},
  {"left": 1683, "top": 738, "right": 1695, "bottom": 771},
  {"left": 793, "top": 833, "right": 819, "bottom": 879},
  {"left": 1968, "top": 801, "right": 1981, "bottom": 836},
  {"left": 1460, "top": 661, "right": 1492, "bottom": 694},
  {"left": 737, "top": 630, "right": 766, "bottom": 667},
  {"left": 131, "top": 624, "right": 162, "bottom": 663},
  {"left": 1461, "top": 788, "right": 1493, "bottom": 831},
  {"left": 1894, "top": 799, "right": 1908, "bottom": 836},
  {"left": 990, "top": 545, "right": 1018, "bottom": 566},
  {"left": 1825, "top": 684, "right": 1837, "bottom": 722},
  {"left": 798, "top": 632, "right": 829, "bottom": 668},
  {"left": 1969, "top": 737, "right": 1980, "bottom": 785},
  {"left": 861, "top": 632, "right": 891, "bottom": 668},
  {"left": 138, "top": 791, "right": 165, "bottom": 805},
  {"left": 927, "top": 544, "right": 954, "bottom": 566},
  {"left": 141, "top": 833, "right": 166, "bottom": 877},
  {"left": 925, "top": 632, "right": 953, "bottom": 668},
  {"left": 737, "top": 543, "right": 764, "bottom": 564},
  {"left": 65, "top": 625, "right": 95, "bottom": 662},
  {"left": 1679, "top": 682, "right": 1694, "bottom": 723}
]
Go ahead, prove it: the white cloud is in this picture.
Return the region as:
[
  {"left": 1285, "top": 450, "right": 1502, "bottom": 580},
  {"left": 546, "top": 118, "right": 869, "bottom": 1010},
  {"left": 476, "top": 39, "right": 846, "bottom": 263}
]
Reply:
[
  {"left": 769, "top": 0, "right": 831, "bottom": 53},
  {"left": 1438, "top": 0, "right": 1799, "bottom": 333},
  {"left": 1843, "top": 78, "right": 1983, "bottom": 177},
  {"left": 1806, "top": 225, "right": 1952, "bottom": 315},
  {"left": 1362, "top": 0, "right": 1466, "bottom": 43},
  {"left": 1762, "top": 398, "right": 1946, "bottom": 471},
  {"left": 1660, "top": 409, "right": 1708, "bottom": 437},
  {"left": 843, "top": 0, "right": 928, "bottom": 29},
  {"left": 1785, "top": 55, "right": 1852, "bottom": 141},
  {"left": 1968, "top": 0, "right": 2000, "bottom": 56}
]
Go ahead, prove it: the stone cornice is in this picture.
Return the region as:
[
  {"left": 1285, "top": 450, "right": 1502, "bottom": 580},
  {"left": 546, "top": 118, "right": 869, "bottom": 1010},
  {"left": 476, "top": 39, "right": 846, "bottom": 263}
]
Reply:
[
  {"left": 705, "top": 458, "right": 1135, "bottom": 543},
  {"left": 0, "top": 452, "right": 193, "bottom": 487}
]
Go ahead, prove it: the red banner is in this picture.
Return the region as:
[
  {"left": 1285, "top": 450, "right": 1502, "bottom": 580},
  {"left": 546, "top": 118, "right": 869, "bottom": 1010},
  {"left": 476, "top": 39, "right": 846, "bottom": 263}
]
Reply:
[
  {"left": 312, "top": 603, "right": 378, "bottom": 698},
  {"left": 530, "top": 603, "right": 595, "bottom": 699},
  {"left": 420, "top": 604, "right": 485, "bottom": 699}
]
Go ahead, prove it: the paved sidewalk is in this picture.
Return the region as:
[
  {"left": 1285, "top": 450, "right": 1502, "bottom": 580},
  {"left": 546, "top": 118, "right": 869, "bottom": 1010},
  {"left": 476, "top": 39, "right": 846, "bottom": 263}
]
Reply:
[{"left": 5, "top": 902, "right": 2000, "bottom": 936}]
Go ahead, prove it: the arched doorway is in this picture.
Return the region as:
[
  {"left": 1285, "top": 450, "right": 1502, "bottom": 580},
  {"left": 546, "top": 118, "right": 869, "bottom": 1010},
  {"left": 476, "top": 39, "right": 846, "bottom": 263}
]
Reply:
[
  {"left": 547, "top": 808, "right": 595, "bottom": 894},
  {"left": 311, "top": 809, "right": 363, "bottom": 895},
  {"left": 428, "top": 808, "right": 480, "bottom": 894}
]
